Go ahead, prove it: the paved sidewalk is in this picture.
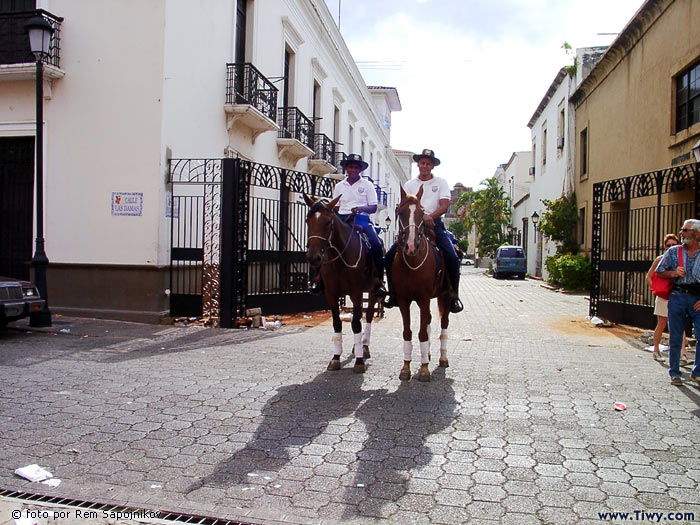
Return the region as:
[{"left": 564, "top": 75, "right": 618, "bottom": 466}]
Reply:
[{"left": 1, "top": 268, "right": 699, "bottom": 524}]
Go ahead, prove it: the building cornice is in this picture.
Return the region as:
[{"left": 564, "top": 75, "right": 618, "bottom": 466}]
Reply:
[
  {"left": 527, "top": 68, "right": 568, "bottom": 128},
  {"left": 570, "top": 0, "right": 673, "bottom": 108}
]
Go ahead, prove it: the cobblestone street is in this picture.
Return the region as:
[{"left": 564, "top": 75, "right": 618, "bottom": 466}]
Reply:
[{"left": 1, "top": 267, "right": 699, "bottom": 524}]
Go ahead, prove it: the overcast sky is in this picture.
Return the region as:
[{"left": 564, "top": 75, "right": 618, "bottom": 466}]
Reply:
[{"left": 324, "top": 0, "right": 644, "bottom": 189}]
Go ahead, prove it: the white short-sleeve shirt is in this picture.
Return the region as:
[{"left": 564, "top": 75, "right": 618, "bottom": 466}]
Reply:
[
  {"left": 332, "top": 177, "right": 378, "bottom": 215},
  {"left": 403, "top": 176, "right": 451, "bottom": 216}
]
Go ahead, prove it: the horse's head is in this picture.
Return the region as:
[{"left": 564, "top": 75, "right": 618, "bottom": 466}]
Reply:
[
  {"left": 303, "top": 193, "right": 340, "bottom": 267},
  {"left": 396, "top": 185, "right": 425, "bottom": 256}
]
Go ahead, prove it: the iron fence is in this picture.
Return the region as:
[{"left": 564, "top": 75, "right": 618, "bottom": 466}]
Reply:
[
  {"left": 169, "top": 158, "right": 337, "bottom": 324},
  {"left": 590, "top": 162, "right": 700, "bottom": 328},
  {"left": 277, "top": 107, "right": 314, "bottom": 150},
  {"left": 0, "top": 9, "right": 62, "bottom": 66},
  {"left": 225, "top": 62, "right": 278, "bottom": 122}
]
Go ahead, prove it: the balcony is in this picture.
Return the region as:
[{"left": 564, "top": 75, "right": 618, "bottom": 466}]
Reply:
[
  {"left": 0, "top": 10, "right": 65, "bottom": 82},
  {"left": 224, "top": 63, "right": 279, "bottom": 143},
  {"left": 307, "top": 134, "right": 336, "bottom": 175},
  {"left": 277, "top": 107, "right": 314, "bottom": 163},
  {"left": 375, "top": 185, "right": 388, "bottom": 208}
]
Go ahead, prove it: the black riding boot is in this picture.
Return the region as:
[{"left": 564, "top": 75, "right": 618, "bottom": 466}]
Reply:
[
  {"left": 382, "top": 246, "right": 397, "bottom": 308},
  {"left": 449, "top": 271, "right": 463, "bottom": 313},
  {"left": 373, "top": 252, "right": 387, "bottom": 298}
]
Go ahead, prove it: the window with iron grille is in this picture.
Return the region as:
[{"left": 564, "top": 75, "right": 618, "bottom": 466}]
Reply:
[{"left": 675, "top": 59, "right": 700, "bottom": 133}]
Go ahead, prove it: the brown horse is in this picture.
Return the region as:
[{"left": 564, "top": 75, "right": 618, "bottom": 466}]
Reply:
[
  {"left": 392, "top": 186, "right": 452, "bottom": 382},
  {"left": 304, "top": 194, "right": 378, "bottom": 373}
]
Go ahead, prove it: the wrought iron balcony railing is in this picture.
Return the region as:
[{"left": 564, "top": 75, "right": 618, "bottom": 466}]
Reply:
[
  {"left": 225, "top": 63, "right": 278, "bottom": 122},
  {"left": 374, "top": 184, "right": 388, "bottom": 206},
  {"left": 312, "top": 134, "right": 335, "bottom": 165},
  {"left": 0, "top": 9, "right": 63, "bottom": 67},
  {"left": 277, "top": 107, "right": 314, "bottom": 151},
  {"left": 334, "top": 151, "right": 347, "bottom": 172}
]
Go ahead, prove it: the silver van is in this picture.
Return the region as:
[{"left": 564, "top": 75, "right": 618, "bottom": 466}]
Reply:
[{"left": 494, "top": 245, "right": 526, "bottom": 279}]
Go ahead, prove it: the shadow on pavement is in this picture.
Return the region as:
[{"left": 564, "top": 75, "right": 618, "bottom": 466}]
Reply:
[{"left": 185, "top": 363, "right": 457, "bottom": 521}]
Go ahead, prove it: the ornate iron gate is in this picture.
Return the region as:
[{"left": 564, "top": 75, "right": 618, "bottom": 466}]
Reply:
[
  {"left": 590, "top": 162, "right": 700, "bottom": 328},
  {"left": 169, "top": 158, "right": 336, "bottom": 327}
]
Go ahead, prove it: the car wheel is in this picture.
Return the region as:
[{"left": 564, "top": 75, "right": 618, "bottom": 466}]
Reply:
[{"left": 519, "top": 273, "right": 526, "bottom": 279}]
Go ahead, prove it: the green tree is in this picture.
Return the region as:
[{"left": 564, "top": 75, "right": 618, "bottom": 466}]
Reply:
[
  {"left": 448, "top": 219, "right": 470, "bottom": 253},
  {"left": 456, "top": 177, "right": 510, "bottom": 257},
  {"left": 538, "top": 192, "right": 579, "bottom": 255}
]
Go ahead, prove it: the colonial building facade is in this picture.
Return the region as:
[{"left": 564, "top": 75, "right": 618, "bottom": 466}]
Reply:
[{"left": 0, "top": 0, "right": 407, "bottom": 322}]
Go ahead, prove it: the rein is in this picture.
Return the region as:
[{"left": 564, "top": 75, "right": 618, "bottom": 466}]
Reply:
[
  {"left": 309, "top": 214, "right": 363, "bottom": 269},
  {"left": 397, "top": 211, "right": 430, "bottom": 270}
]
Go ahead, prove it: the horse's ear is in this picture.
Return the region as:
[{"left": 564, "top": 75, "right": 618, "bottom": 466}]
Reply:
[
  {"left": 400, "top": 187, "right": 407, "bottom": 201},
  {"left": 416, "top": 185, "right": 424, "bottom": 201},
  {"left": 326, "top": 195, "right": 341, "bottom": 210},
  {"left": 303, "top": 193, "right": 315, "bottom": 207}
]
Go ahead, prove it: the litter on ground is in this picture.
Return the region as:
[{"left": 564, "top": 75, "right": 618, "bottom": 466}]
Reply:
[{"left": 14, "top": 464, "right": 53, "bottom": 482}]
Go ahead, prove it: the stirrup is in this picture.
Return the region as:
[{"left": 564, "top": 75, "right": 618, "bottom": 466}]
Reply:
[
  {"left": 450, "top": 298, "right": 463, "bottom": 314},
  {"left": 308, "top": 281, "right": 322, "bottom": 295},
  {"left": 382, "top": 293, "right": 396, "bottom": 309},
  {"left": 374, "top": 283, "right": 388, "bottom": 299}
]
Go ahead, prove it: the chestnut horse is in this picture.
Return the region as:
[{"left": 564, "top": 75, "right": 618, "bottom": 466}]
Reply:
[
  {"left": 392, "top": 186, "right": 452, "bottom": 382},
  {"left": 304, "top": 194, "right": 378, "bottom": 373}
]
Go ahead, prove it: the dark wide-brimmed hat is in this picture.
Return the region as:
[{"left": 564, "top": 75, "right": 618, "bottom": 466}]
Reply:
[
  {"left": 413, "top": 148, "right": 441, "bottom": 166},
  {"left": 340, "top": 153, "right": 369, "bottom": 171}
]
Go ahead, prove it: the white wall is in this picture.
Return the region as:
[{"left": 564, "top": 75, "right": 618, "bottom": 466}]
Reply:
[{"left": 528, "top": 73, "right": 573, "bottom": 278}]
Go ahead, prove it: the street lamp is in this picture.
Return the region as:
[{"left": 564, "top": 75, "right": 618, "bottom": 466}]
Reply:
[
  {"left": 506, "top": 224, "right": 513, "bottom": 244},
  {"left": 26, "top": 15, "right": 54, "bottom": 327},
  {"left": 384, "top": 216, "right": 392, "bottom": 230},
  {"left": 531, "top": 211, "right": 540, "bottom": 231}
]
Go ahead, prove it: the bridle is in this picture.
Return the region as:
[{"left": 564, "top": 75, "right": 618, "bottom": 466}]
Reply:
[
  {"left": 307, "top": 212, "right": 363, "bottom": 268},
  {"left": 397, "top": 203, "right": 430, "bottom": 270}
]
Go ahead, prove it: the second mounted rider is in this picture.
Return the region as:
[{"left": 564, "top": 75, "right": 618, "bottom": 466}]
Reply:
[{"left": 309, "top": 154, "right": 387, "bottom": 298}]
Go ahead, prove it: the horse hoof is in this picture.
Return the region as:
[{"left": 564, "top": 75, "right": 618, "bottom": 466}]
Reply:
[
  {"left": 363, "top": 345, "right": 371, "bottom": 359},
  {"left": 353, "top": 362, "right": 366, "bottom": 374},
  {"left": 417, "top": 365, "right": 431, "bottom": 382},
  {"left": 399, "top": 369, "right": 411, "bottom": 381},
  {"left": 439, "top": 358, "right": 449, "bottom": 368},
  {"left": 327, "top": 359, "right": 341, "bottom": 371}
]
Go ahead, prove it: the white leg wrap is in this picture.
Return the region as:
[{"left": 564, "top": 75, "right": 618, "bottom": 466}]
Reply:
[
  {"left": 354, "top": 332, "right": 363, "bottom": 358},
  {"left": 362, "top": 323, "right": 372, "bottom": 346},
  {"left": 440, "top": 329, "right": 448, "bottom": 359},
  {"left": 420, "top": 340, "right": 430, "bottom": 364},
  {"left": 403, "top": 340, "right": 413, "bottom": 361},
  {"left": 332, "top": 333, "right": 342, "bottom": 357}
]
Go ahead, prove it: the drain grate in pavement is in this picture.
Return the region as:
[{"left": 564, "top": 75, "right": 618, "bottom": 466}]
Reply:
[{"left": 0, "top": 489, "right": 251, "bottom": 525}]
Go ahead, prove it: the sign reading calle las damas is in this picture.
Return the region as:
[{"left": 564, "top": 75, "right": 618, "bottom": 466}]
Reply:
[{"left": 111, "top": 192, "right": 143, "bottom": 217}]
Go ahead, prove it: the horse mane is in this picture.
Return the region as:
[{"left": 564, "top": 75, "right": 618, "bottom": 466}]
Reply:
[{"left": 306, "top": 200, "right": 353, "bottom": 233}]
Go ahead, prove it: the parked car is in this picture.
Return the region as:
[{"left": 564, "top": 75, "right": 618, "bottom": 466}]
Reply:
[
  {"left": 461, "top": 258, "right": 474, "bottom": 266},
  {"left": 494, "top": 246, "right": 526, "bottom": 279},
  {"left": 0, "top": 277, "right": 45, "bottom": 329}
]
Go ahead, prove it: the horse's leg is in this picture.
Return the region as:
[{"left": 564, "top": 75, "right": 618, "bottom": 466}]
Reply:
[
  {"left": 417, "top": 298, "right": 432, "bottom": 382},
  {"left": 362, "top": 291, "right": 375, "bottom": 359},
  {"left": 399, "top": 298, "right": 413, "bottom": 381},
  {"left": 327, "top": 297, "right": 343, "bottom": 371},
  {"left": 350, "top": 291, "right": 365, "bottom": 374},
  {"left": 438, "top": 294, "right": 450, "bottom": 368}
]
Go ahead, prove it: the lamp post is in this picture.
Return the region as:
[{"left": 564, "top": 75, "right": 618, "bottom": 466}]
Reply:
[
  {"left": 531, "top": 211, "right": 539, "bottom": 231},
  {"left": 384, "top": 216, "right": 392, "bottom": 231},
  {"left": 506, "top": 224, "right": 513, "bottom": 245},
  {"left": 26, "top": 15, "right": 54, "bottom": 327}
]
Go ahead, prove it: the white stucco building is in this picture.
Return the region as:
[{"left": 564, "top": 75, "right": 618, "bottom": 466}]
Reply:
[
  {"left": 525, "top": 46, "right": 607, "bottom": 279},
  {"left": 0, "top": 0, "right": 407, "bottom": 321}
]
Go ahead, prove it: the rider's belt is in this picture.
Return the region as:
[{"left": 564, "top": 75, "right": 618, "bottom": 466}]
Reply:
[{"left": 674, "top": 284, "right": 700, "bottom": 295}]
